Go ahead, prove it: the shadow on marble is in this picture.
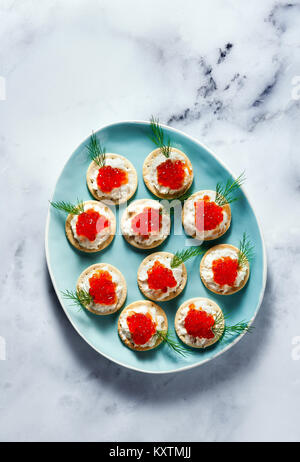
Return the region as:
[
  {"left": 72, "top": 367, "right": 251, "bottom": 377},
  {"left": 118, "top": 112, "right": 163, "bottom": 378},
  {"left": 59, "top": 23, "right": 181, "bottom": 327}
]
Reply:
[{"left": 44, "top": 261, "right": 272, "bottom": 403}]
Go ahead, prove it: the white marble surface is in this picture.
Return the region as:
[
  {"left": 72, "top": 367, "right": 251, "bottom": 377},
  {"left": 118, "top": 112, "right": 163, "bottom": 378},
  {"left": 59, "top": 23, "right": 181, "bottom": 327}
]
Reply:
[{"left": 1, "top": 0, "right": 300, "bottom": 442}]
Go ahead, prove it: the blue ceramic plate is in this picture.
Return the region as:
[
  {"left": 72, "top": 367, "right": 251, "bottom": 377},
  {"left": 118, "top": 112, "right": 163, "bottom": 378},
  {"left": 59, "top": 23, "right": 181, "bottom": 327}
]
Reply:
[{"left": 45, "top": 121, "right": 267, "bottom": 374}]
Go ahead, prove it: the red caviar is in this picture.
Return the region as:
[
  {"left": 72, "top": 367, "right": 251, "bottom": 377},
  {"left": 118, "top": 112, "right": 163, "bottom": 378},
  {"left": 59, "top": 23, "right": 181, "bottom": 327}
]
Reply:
[
  {"left": 212, "top": 256, "right": 238, "bottom": 286},
  {"left": 147, "top": 261, "right": 177, "bottom": 293},
  {"left": 89, "top": 270, "right": 117, "bottom": 305},
  {"left": 157, "top": 159, "right": 185, "bottom": 190},
  {"left": 195, "top": 196, "right": 223, "bottom": 231},
  {"left": 127, "top": 312, "right": 157, "bottom": 345},
  {"left": 96, "top": 165, "right": 128, "bottom": 193},
  {"left": 131, "top": 207, "right": 162, "bottom": 238},
  {"left": 184, "top": 305, "right": 215, "bottom": 339},
  {"left": 76, "top": 209, "right": 109, "bottom": 241}
]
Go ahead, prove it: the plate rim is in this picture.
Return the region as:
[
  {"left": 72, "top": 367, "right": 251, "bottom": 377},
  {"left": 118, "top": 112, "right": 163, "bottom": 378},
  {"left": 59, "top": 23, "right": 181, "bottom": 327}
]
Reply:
[{"left": 45, "top": 119, "right": 267, "bottom": 375}]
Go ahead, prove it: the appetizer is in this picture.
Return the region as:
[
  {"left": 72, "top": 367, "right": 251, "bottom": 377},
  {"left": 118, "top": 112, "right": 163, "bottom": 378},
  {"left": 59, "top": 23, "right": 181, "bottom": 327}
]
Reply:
[
  {"left": 51, "top": 199, "right": 116, "bottom": 253},
  {"left": 182, "top": 173, "right": 245, "bottom": 241},
  {"left": 63, "top": 263, "right": 127, "bottom": 315},
  {"left": 175, "top": 298, "right": 224, "bottom": 348},
  {"left": 118, "top": 301, "right": 168, "bottom": 351},
  {"left": 200, "top": 234, "right": 254, "bottom": 295},
  {"left": 86, "top": 133, "right": 138, "bottom": 204},
  {"left": 143, "top": 118, "right": 193, "bottom": 199},
  {"left": 118, "top": 300, "right": 189, "bottom": 355},
  {"left": 175, "top": 297, "right": 251, "bottom": 348},
  {"left": 121, "top": 199, "right": 170, "bottom": 249},
  {"left": 137, "top": 251, "right": 187, "bottom": 301}
]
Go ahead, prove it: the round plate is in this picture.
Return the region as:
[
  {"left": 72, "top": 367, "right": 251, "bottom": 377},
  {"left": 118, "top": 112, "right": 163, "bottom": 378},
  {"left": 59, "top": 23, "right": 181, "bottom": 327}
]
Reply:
[{"left": 45, "top": 121, "right": 267, "bottom": 374}]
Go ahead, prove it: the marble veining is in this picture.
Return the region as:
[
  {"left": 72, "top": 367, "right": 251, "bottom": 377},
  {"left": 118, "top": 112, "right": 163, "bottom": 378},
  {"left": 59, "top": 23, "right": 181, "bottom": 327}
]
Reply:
[{"left": 0, "top": 0, "right": 300, "bottom": 442}]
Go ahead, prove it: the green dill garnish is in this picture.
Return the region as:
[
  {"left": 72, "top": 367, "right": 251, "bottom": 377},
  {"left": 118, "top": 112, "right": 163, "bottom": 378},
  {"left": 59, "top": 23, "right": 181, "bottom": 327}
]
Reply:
[
  {"left": 50, "top": 200, "right": 84, "bottom": 215},
  {"left": 238, "top": 232, "right": 255, "bottom": 268},
  {"left": 171, "top": 246, "right": 205, "bottom": 268},
  {"left": 61, "top": 289, "right": 93, "bottom": 308},
  {"left": 157, "top": 330, "right": 191, "bottom": 357},
  {"left": 149, "top": 116, "right": 171, "bottom": 158},
  {"left": 223, "top": 321, "right": 253, "bottom": 339},
  {"left": 86, "top": 132, "right": 106, "bottom": 167},
  {"left": 211, "top": 311, "right": 225, "bottom": 339},
  {"left": 215, "top": 171, "right": 246, "bottom": 206},
  {"left": 212, "top": 312, "right": 253, "bottom": 342}
]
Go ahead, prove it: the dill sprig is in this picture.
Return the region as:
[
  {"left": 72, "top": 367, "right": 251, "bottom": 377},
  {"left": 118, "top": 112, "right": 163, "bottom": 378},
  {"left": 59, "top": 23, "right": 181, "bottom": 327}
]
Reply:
[
  {"left": 149, "top": 116, "right": 171, "bottom": 158},
  {"left": 238, "top": 232, "right": 255, "bottom": 268},
  {"left": 50, "top": 200, "right": 84, "bottom": 215},
  {"left": 212, "top": 312, "right": 253, "bottom": 341},
  {"left": 215, "top": 171, "right": 246, "bottom": 206},
  {"left": 171, "top": 246, "right": 205, "bottom": 268},
  {"left": 157, "top": 330, "right": 191, "bottom": 357},
  {"left": 223, "top": 321, "right": 253, "bottom": 339},
  {"left": 86, "top": 132, "right": 106, "bottom": 167},
  {"left": 211, "top": 311, "right": 225, "bottom": 339},
  {"left": 61, "top": 289, "right": 93, "bottom": 308}
]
